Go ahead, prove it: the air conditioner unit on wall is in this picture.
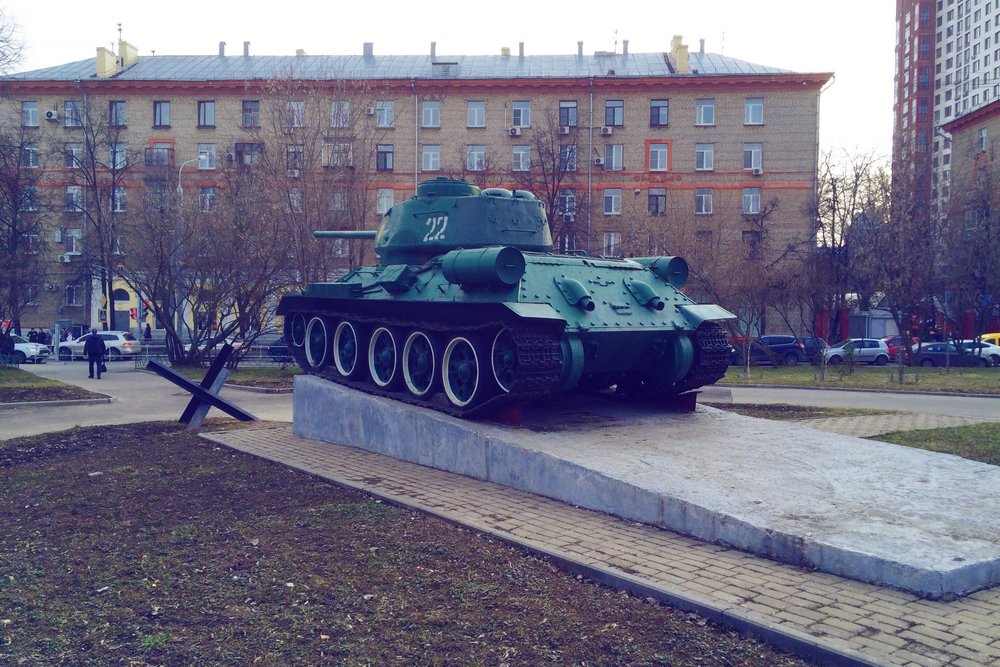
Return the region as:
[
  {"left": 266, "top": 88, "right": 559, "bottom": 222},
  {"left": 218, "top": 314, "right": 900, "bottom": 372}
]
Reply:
[
  {"left": 286, "top": 169, "right": 300, "bottom": 178},
  {"left": 59, "top": 254, "right": 71, "bottom": 263},
  {"left": 45, "top": 109, "right": 60, "bottom": 121},
  {"left": 594, "top": 156, "right": 605, "bottom": 166},
  {"left": 601, "top": 126, "right": 613, "bottom": 135},
  {"left": 563, "top": 213, "right": 575, "bottom": 223},
  {"left": 365, "top": 106, "right": 376, "bottom": 116},
  {"left": 559, "top": 126, "right": 571, "bottom": 135},
  {"left": 45, "top": 283, "right": 57, "bottom": 291},
  {"left": 509, "top": 127, "right": 522, "bottom": 137},
  {"left": 752, "top": 167, "right": 763, "bottom": 176}
]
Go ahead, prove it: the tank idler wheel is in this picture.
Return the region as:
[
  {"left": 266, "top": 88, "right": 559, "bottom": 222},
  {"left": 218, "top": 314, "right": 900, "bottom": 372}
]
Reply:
[
  {"left": 368, "top": 327, "right": 401, "bottom": 389},
  {"left": 333, "top": 321, "right": 365, "bottom": 378},
  {"left": 402, "top": 330, "right": 438, "bottom": 397},
  {"left": 288, "top": 312, "right": 308, "bottom": 348},
  {"left": 443, "top": 336, "right": 487, "bottom": 408},
  {"left": 304, "top": 316, "right": 330, "bottom": 370},
  {"left": 491, "top": 328, "right": 518, "bottom": 393}
]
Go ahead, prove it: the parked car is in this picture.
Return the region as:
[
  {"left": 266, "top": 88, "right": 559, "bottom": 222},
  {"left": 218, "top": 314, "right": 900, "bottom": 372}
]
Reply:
[
  {"left": 824, "top": 338, "right": 891, "bottom": 365},
  {"left": 263, "top": 335, "right": 291, "bottom": 362},
  {"left": 882, "top": 335, "right": 920, "bottom": 359},
  {"left": 58, "top": 331, "right": 142, "bottom": 360},
  {"left": 960, "top": 340, "right": 1000, "bottom": 366},
  {"left": 800, "top": 337, "right": 828, "bottom": 364},
  {"left": 9, "top": 334, "right": 51, "bottom": 364},
  {"left": 731, "top": 335, "right": 807, "bottom": 366},
  {"left": 980, "top": 332, "right": 1000, "bottom": 347},
  {"left": 910, "top": 342, "right": 993, "bottom": 367}
]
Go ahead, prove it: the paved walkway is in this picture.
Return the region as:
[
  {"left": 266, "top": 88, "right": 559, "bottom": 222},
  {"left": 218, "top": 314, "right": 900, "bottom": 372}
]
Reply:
[
  {"left": 796, "top": 413, "right": 992, "bottom": 437},
  {"left": 205, "top": 424, "right": 1000, "bottom": 667}
]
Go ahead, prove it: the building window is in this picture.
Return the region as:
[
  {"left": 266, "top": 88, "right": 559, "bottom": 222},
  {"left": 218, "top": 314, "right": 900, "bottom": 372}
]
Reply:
[
  {"left": 466, "top": 145, "right": 485, "bottom": 171},
  {"left": 20, "top": 143, "right": 39, "bottom": 169},
  {"left": 21, "top": 101, "right": 39, "bottom": 127},
  {"left": 649, "top": 143, "right": 669, "bottom": 171},
  {"left": 744, "top": 98, "right": 764, "bottom": 125},
  {"left": 604, "top": 188, "right": 622, "bottom": 215},
  {"left": 235, "top": 142, "right": 264, "bottom": 167},
  {"left": 197, "top": 143, "right": 216, "bottom": 169},
  {"left": 695, "top": 143, "right": 714, "bottom": 171},
  {"left": 696, "top": 99, "right": 715, "bottom": 126},
  {"left": 512, "top": 145, "right": 530, "bottom": 171},
  {"left": 376, "top": 100, "right": 394, "bottom": 128},
  {"left": 107, "top": 100, "right": 126, "bottom": 127},
  {"left": 376, "top": 188, "right": 394, "bottom": 215},
  {"left": 557, "top": 189, "right": 577, "bottom": 216},
  {"left": 18, "top": 185, "right": 38, "bottom": 212},
  {"left": 605, "top": 100, "right": 624, "bottom": 127},
  {"left": 153, "top": 101, "right": 171, "bottom": 127},
  {"left": 323, "top": 141, "right": 352, "bottom": 167},
  {"left": 376, "top": 144, "right": 394, "bottom": 171},
  {"left": 648, "top": 188, "right": 667, "bottom": 214},
  {"left": 603, "top": 231, "right": 622, "bottom": 256},
  {"left": 65, "top": 185, "right": 83, "bottom": 212},
  {"left": 64, "top": 142, "right": 83, "bottom": 168},
  {"left": 330, "top": 188, "right": 348, "bottom": 212},
  {"left": 560, "top": 144, "right": 577, "bottom": 171},
  {"left": 286, "top": 145, "right": 304, "bottom": 171},
  {"left": 109, "top": 143, "right": 127, "bottom": 170},
  {"left": 742, "top": 187, "right": 761, "bottom": 214},
  {"left": 422, "top": 100, "right": 440, "bottom": 128},
  {"left": 199, "top": 187, "right": 215, "bottom": 212},
  {"left": 66, "top": 281, "right": 84, "bottom": 306},
  {"left": 467, "top": 101, "right": 486, "bottom": 127},
  {"left": 559, "top": 101, "right": 578, "bottom": 127},
  {"left": 64, "top": 228, "right": 83, "bottom": 254},
  {"left": 422, "top": 145, "right": 440, "bottom": 171},
  {"left": 197, "top": 101, "right": 216, "bottom": 127},
  {"left": 558, "top": 232, "right": 577, "bottom": 253},
  {"left": 979, "top": 127, "right": 988, "bottom": 151},
  {"left": 111, "top": 186, "right": 127, "bottom": 213},
  {"left": 604, "top": 144, "right": 623, "bottom": 171},
  {"left": 287, "top": 101, "right": 305, "bottom": 128},
  {"left": 511, "top": 101, "right": 531, "bottom": 128},
  {"left": 743, "top": 143, "right": 763, "bottom": 171},
  {"left": 64, "top": 100, "right": 83, "bottom": 127},
  {"left": 650, "top": 99, "right": 669, "bottom": 127},
  {"left": 695, "top": 188, "right": 713, "bottom": 214},
  {"left": 743, "top": 230, "right": 762, "bottom": 259},
  {"left": 331, "top": 101, "right": 350, "bottom": 128},
  {"left": 288, "top": 188, "right": 304, "bottom": 213},
  {"left": 242, "top": 100, "right": 260, "bottom": 128}
]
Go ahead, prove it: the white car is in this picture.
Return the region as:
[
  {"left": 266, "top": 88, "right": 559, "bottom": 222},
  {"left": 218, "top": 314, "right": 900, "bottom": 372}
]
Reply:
[
  {"left": 9, "top": 334, "right": 51, "bottom": 364},
  {"left": 960, "top": 340, "right": 1000, "bottom": 366},
  {"left": 824, "top": 338, "right": 891, "bottom": 365},
  {"left": 57, "top": 331, "right": 142, "bottom": 360}
]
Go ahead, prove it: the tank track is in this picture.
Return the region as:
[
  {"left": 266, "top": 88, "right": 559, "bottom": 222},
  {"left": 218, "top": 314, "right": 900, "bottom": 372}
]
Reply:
[
  {"left": 285, "top": 305, "right": 564, "bottom": 418},
  {"left": 670, "top": 321, "right": 731, "bottom": 395}
]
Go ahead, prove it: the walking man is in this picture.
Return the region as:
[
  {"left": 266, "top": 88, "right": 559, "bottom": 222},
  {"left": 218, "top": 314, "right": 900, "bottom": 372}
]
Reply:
[{"left": 84, "top": 328, "right": 106, "bottom": 379}]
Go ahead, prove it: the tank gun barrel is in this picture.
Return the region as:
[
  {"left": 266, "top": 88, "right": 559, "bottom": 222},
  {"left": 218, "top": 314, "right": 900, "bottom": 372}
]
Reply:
[{"left": 314, "top": 230, "right": 378, "bottom": 240}]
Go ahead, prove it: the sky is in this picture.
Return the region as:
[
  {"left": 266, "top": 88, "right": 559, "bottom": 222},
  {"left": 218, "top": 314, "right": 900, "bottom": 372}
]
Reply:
[{"left": 6, "top": 0, "right": 895, "bottom": 159}]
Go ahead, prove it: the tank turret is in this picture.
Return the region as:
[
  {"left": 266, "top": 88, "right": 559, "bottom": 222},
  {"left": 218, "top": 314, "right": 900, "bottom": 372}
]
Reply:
[{"left": 277, "top": 178, "right": 734, "bottom": 417}]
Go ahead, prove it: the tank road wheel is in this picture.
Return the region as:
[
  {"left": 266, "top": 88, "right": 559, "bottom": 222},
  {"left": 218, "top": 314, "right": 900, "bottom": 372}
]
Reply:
[
  {"left": 491, "top": 329, "right": 518, "bottom": 393},
  {"left": 402, "top": 331, "right": 437, "bottom": 397},
  {"left": 368, "top": 327, "right": 401, "bottom": 389},
  {"left": 443, "top": 336, "right": 483, "bottom": 408},
  {"left": 288, "top": 312, "right": 308, "bottom": 348},
  {"left": 304, "top": 316, "right": 330, "bottom": 370},
  {"left": 333, "top": 321, "right": 364, "bottom": 378}
]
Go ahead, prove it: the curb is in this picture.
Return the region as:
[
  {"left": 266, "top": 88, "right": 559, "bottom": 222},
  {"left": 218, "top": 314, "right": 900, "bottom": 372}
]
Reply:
[
  {"left": 0, "top": 396, "right": 115, "bottom": 410},
  {"left": 224, "top": 383, "right": 292, "bottom": 394},
  {"left": 718, "top": 382, "right": 1000, "bottom": 399}
]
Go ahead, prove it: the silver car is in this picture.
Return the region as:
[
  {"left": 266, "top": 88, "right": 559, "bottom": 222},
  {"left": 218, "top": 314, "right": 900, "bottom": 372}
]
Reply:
[
  {"left": 824, "top": 338, "right": 891, "bottom": 365},
  {"left": 58, "top": 331, "right": 142, "bottom": 360},
  {"left": 9, "top": 334, "right": 51, "bottom": 364}
]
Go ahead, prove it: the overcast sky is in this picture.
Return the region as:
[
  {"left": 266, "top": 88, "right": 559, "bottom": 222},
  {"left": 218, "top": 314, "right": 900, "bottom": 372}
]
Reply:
[{"left": 8, "top": 0, "right": 895, "bottom": 159}]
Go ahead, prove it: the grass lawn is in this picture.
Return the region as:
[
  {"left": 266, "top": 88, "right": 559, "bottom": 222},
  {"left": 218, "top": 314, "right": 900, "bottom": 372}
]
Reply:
[
  {"left": 722, "top": 364, "right": 1000, "bottom": 394},
  {"left": 0, "top": 367, "right": 105, "bottom": 403},
  {"left": 0, "top": 422, "right": 817, "bottom": 667},
  {"left": 701, "top": 402, "right": 896, "bottom": 421},
  {"left": 877, "top": 423, "right": 1000, "bottom": 466}
]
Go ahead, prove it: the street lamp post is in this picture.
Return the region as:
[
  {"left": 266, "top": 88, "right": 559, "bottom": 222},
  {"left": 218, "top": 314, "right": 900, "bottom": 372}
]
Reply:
[
  {"left": 172, "top": 155, "right": 201, "bottom": 350},
  {"left": 176, "top": 156, "right": 202, "bottom": 202}
]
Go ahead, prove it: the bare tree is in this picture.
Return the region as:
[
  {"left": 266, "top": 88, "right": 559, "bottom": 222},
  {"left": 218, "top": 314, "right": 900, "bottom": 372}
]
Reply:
[
  {"left": 0, "top": 118, "right": 48, "bottom": 334},
  {"left": 517, "top": 108, "right": 578, "bottom": 240},
  {"left": 0, "top": 9, "right": 22, "bottom": 76}
]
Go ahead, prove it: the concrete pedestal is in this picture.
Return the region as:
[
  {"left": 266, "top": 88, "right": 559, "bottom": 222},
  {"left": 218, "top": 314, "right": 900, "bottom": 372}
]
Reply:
[{"left": 293, "top": 375, "right": 1000, "bottom": 599}]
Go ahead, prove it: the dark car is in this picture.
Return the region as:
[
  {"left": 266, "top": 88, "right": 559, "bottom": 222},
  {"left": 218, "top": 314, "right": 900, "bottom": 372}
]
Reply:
[
  {"left": 732, "top": 335, "right": 808, "bottom": 366},
  {"left": 909, "top": 342, "right": 993, "bottom": 367},
  {"left": 800, "top": 337, "right": 828, "bottom": 364},
  {"left": 265, "top": 335, "right": 291, "bottom": 363}
]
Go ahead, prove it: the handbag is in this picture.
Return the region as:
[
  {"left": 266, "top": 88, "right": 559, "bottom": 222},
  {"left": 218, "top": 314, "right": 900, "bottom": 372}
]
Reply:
[{"left": 99, "top": 360, "right": 107, "bottom": 373}]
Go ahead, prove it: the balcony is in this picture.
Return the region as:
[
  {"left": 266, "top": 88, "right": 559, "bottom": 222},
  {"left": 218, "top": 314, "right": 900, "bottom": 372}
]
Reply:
[{"left": 144, "top": 147, "right": 174, "bottom": 180}]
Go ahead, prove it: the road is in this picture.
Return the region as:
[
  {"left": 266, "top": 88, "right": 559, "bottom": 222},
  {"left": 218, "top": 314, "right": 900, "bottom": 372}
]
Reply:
[{"left": 2, "top": 358, "right": 292, "bottom": 441}]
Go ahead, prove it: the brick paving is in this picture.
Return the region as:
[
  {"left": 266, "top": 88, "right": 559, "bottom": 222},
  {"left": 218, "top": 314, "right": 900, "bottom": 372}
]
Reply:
[
  {"left": 796, "top": 413, "right": 992, "bottom": 438},
  {"left": 204, "top": 424, "right": 1000, "bottom": 667}
]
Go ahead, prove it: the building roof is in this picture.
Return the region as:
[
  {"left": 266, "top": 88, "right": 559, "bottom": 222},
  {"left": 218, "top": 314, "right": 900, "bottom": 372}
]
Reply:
[{"left": 4, "top": 50, "right": 795, "bottom": 83}]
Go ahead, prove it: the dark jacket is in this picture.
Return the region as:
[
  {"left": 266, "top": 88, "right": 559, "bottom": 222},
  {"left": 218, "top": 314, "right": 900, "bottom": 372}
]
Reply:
[{"left": 83, "top": 334, "right": 107, "bottom": 359}]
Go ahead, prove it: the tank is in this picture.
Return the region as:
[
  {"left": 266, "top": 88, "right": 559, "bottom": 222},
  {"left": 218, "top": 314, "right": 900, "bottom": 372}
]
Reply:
[{"left": 277, "top": 177, "right": 735, "bottom": 417}]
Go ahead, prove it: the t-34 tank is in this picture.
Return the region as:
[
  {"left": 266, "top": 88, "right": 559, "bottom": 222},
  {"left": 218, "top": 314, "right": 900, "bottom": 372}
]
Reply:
[{"left": 277, "top": 177, "right": 735, "bottom": 417}]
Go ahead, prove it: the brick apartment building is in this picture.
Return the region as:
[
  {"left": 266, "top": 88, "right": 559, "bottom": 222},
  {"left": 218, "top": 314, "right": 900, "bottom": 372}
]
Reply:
[{"left": 0, "top": 36, "right": 830, "bottom": 335}]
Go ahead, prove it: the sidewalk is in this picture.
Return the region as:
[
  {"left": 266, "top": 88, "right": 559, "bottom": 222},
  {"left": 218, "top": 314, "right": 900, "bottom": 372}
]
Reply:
[{"left": 206, "top": 424, "right": 1000, "bottom": 667}]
